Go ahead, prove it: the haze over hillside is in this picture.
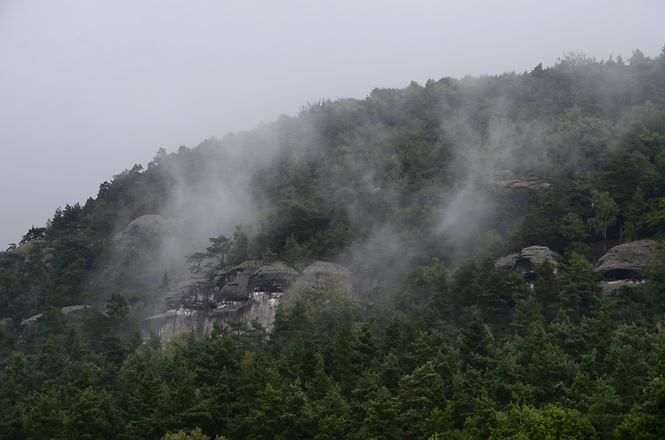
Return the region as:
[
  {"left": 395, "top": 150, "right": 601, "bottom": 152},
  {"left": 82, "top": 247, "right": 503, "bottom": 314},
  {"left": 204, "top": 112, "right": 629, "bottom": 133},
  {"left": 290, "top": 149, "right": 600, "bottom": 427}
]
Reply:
[
  {"left": 1, "top": 43, "right": 665, "bottom": 439},
  {"left": 2, "top": 0, "right": 664, "bottom": 249}
]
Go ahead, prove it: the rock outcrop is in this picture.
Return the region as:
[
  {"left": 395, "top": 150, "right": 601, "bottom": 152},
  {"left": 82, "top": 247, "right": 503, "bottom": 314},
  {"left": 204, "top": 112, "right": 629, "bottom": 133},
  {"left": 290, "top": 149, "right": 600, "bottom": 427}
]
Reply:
[
  {"left": 20, "top": 313, "right": 43, "bottom": 330},
  {"left": 514, "top": 246, "right": 564, "bottom": 274},
  {"left": 496, "top": 246, "right": 563, "bottom": 281},
  {"left": 113, "top": 215, "right": 164, "bottom": 252},
  {"left": 594, "top": 240, "right": 659, "bottom": 295},
  {"left": 165, "top": 278, "right": 213, "bottom": 309},
  {"left": 213, "top": 261, "right": 299, "bottom": 302},
  {"left": 141, "top": 260, "right": 338, "bottom": 341},
  {"left": 486, "top": 171, "right": 551, "bottom": 191},
  {"left": 0, "top": 240, "right": 53, "bottom": 272},
  {"left": 594, "top": 240, "right": 658, "bottom": 281},
  {"left": 18, "top": 305, "right": 89, "bottom": 333},
  {"left": 61, "top": 305, "right": 89, "bottom": 316},
  {"left": 495, "top": 253, "right": 519, "bottom": 272},
  {"left": 496, "top": 240, "right": 661, "bottom": 296}
]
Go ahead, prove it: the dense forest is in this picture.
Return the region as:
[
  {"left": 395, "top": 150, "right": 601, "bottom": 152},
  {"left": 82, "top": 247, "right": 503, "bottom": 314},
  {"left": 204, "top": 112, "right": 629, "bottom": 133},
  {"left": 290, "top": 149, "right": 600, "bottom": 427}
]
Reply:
[{"left": 2, "top": 47, "right": 665, "bottom": 439}]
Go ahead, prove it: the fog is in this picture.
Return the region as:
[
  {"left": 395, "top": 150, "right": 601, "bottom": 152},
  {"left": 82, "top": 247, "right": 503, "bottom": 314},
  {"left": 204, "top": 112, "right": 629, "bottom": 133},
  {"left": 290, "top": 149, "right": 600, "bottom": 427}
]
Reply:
[{"left": 1, "top": 0, "right": 664, "bottom": 249}]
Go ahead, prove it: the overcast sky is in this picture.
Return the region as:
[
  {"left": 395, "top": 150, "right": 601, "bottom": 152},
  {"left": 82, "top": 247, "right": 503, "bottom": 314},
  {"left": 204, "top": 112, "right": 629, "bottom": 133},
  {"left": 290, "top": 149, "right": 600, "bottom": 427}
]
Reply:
[{"left": 1, "top": 0, "right": 663, "bottom": 249}]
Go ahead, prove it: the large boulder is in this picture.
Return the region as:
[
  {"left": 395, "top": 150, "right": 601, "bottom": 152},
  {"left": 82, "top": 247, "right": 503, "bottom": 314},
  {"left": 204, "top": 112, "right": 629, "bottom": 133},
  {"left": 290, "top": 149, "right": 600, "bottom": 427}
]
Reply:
[
  {"left": 113, "top": 215, "right": 164, "bottom": 251},
  {"left": 495, "top": 253, "right": 519, "bottom": 272},
  {"left": 496, "top": 246, "right": 563, "bottom": 281},
  {"left": 514, "top": 246, "right": 564, "bottom": 273},
  {"left": 594, "top": 239, "right": 659, "bottom": 281}
]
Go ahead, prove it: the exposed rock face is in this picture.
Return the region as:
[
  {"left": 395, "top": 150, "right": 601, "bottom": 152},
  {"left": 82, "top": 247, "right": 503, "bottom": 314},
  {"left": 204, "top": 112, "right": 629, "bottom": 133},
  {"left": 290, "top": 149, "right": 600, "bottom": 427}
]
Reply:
[
  {"left": 514, "top": 246, "right": 563, "bottom": 274},
  {"left": 113, "top": 215, "right": 164, "bottom": 251},
  {"left": 166, "top": 278, "right": 213, "bottom": 309},
  {"left": 594, "top": 239, "right": 658, "bottom": 281},
  {"left": 486, "top": 171, "right": 551, "bottom": 191},
  {"left": 61, "top": 305, "right": 89, "bottom": 316},
  {"left": 0, "top": 240, "right": 52, "bottom": 272},
  {"left": 20, "top": 313, "right": 43, "bottom": 330},
  {"left": 496, "top": 240, "right": 660, "bottom": 296},
  {"left": 495, "top": 246, "right": 563, "bottom": 281},
  {"left": 596, "top": 279, "right": 647, "bottom": 296},
  {"left": 18, "top": 305, "right": 89, "bottom": 333},
  {"left": 142, "top": 260, "right": 304, "bottom": 341},
  {"left": 212, "top": 261, "right": 299, "bottom": 302},
  {"left": 594, "top": 240, "right": 659, "bottom": 295},
  {"left": 495, "top": 253, "right": 519, "bottom": 272}
]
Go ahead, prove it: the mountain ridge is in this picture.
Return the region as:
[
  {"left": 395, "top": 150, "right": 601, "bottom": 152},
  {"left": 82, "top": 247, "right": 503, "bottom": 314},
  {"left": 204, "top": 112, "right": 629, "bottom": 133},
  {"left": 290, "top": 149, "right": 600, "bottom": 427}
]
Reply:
[{"left": 2, "top": 47, "right": 665, "bottom": 438}]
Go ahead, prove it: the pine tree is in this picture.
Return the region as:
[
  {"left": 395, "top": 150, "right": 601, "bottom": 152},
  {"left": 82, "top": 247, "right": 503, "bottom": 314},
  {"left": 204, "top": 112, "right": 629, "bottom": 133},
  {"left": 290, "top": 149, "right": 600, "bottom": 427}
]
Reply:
[
  {"left": 457, "top": 312, "right": 495, "bottom": 372},
  {"left": 359, "top": 386, "right": 401, "bottom": 440}
]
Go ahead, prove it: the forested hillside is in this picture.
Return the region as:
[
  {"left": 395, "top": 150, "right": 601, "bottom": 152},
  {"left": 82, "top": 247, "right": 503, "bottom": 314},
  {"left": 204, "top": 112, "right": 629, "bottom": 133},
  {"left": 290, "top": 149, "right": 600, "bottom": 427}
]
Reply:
[{"left": 2, "top": 48, "right": 665, "bottom": 439}]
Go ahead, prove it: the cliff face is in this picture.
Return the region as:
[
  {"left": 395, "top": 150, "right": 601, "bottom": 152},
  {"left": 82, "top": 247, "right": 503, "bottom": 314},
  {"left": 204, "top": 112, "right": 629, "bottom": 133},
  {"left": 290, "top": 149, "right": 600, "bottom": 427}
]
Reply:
[{"left": 142, "top": 260, "right": 351, "bottom": 340}]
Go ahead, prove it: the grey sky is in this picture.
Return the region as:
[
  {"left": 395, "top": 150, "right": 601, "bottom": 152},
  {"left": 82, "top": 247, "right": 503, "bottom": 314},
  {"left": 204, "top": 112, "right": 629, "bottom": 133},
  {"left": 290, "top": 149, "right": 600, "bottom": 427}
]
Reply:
[{"left": 1, "top": 0, "right": 663, "bottom": 249}]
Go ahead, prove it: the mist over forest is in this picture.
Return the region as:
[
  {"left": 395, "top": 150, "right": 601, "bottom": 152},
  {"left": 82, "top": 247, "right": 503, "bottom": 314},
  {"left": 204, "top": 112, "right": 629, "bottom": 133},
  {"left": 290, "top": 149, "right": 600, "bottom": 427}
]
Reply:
[{"left": 2, "top": 48, "right": 665, "bottom": 439}]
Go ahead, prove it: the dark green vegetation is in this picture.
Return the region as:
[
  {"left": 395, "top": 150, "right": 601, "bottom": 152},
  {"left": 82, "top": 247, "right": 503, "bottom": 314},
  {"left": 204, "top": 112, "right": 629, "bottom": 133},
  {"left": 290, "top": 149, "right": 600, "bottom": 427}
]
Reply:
[{"left": 2, "top": 48, "right": 665, "bottom": 439}]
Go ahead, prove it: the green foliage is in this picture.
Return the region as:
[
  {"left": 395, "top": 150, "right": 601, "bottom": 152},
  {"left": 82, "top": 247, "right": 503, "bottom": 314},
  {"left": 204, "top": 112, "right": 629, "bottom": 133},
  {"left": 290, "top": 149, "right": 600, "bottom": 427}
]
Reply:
[
  {"left": 25, "top": 389, "right": 65, "bottom": 440},
  {"left": 280, "top": 274, "right": 361, "bottom": 329},
  {"left": 187, "top": 225, "right": 250, "bottom": 274},
  {"left": 558, "top": 212, "right": 589, "bottom": 256},
  {"left": 161, "top": 427, "right": 227, "bottom": 440},
  {"left": 206, "top": 234, "right": 232, "bottom": 267},
  {"left": 1, "top": 46, "right": 665, "bottom": 440},
  {"left": 491, "top": 404, "right": 597, "bottom": 439},
  {"left": 588, "top": 189, "right": 619, "bottom": 252},
  {"left": 227, "top": 225, "right": 249, "bottom": 266},
  {"left": 359, "top": 386, "right": 401, "bottom": 440},
  {"left": 616, "top": 377, "right": 665, "bottom": 439},
  {"left": 261, "top": 248, "right": 278, "bottom": 264},
  {"left": 458, "top": 312, "right": 496, "bottom": 372},
  {"left": 20, "top": 226, "right": 46, "bottom": 244},
  {"left": 0, "top": 260, "right": 25, "bottom": 319}
]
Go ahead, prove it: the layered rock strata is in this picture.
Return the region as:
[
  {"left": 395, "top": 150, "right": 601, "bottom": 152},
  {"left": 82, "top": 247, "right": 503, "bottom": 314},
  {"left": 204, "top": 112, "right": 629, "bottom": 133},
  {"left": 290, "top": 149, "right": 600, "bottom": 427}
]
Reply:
[{"left": 142, "top": 260, "right": 350, "bottom": 341}]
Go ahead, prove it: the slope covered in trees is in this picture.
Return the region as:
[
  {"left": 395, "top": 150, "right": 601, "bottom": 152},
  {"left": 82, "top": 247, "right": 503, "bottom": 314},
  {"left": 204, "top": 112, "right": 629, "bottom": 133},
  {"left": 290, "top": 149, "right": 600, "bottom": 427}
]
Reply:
[{"left": 1, "top": 48, "right": 665, "bottom": 438}]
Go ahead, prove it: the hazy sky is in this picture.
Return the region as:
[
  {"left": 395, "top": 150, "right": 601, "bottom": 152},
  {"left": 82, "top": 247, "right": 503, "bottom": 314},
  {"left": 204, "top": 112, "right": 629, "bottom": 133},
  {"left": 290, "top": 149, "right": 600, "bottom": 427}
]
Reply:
[{"left": 1, "top": 0, "right": 663, "bottom": 249}]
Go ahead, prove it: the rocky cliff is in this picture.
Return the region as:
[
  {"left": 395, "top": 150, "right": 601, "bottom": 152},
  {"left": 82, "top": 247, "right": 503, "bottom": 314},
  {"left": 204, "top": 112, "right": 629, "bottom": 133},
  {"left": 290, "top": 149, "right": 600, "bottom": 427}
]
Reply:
[
  {"left": 142, "top": 260, "right": 351, "bottom": 341},
  {"left": 496, "top": 240, "right": 660, "bottom": 295}
]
